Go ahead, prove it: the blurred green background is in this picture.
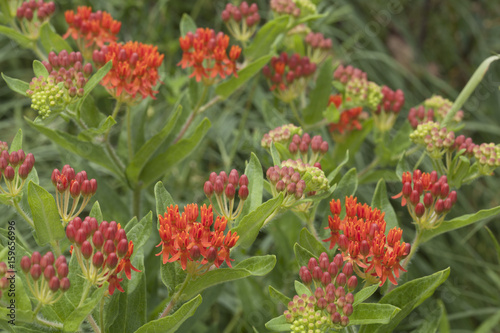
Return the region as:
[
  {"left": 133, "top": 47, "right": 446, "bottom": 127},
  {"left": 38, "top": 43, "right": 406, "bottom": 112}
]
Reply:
[{"left": 1, "top": 0, "right": 500, "bottom": 332}]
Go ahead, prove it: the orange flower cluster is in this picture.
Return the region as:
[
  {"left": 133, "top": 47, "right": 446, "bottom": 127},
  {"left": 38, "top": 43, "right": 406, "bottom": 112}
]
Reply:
[
  {"left": 157, "top": 204, "right": 239, "bottom": 270},
  {"left": 64, "top": 6, "right": 121, "bottom": 52},
  {"left": 323, "top": 196, "right": 410, "bottom": 286},
  {"left": 178, "top": 28, "right": 241, "bottom": 83},
  {"left": 327, "top": 95, "right": 365, "bottom": 135},
  {"left": 93, "top": 41, "right": 164, "bottom": 104}
]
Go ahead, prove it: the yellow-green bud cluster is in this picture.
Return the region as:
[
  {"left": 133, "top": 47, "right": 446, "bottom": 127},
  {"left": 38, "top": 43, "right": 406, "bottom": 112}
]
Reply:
[
  {"left": 345, "top": 78, "right": 382, "bottom": 111},
  {"left": 293, "top": 0, "right": 317, "bottom": 16},
  {"left": 423, "top": 95, "right": 464, "bottom": 123},
  {"left": 281, "top": 159, "right": 329, "bottom": 193},
  {"left": 366, "top": 82, "right": 383, "bottom": 110},
  {"left": 261, "top": 124, "right": 303, "bottom": 148},
  {"left": 409, "top": 122, "right": 455, "bottom": 159},
  {"left": 473, "top": 143, "right": 500, "bottom": 175},
  {"left": 285, "top": 294, "right": 331, "bottom": 332},
  {"left": 27, "top": 76, "right": 69, "bottom": 119}
]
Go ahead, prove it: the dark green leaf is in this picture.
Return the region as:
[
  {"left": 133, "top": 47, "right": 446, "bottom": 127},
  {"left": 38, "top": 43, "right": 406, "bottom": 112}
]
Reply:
[
  {"left": 77, "top": 116, "right": 116, "bottom": 141},
  {"left": 299, "top": 228, "right": 326, "bottom": 257},
  {"left": 9, "top": 128, "right": 23, "bottom": 152},
  {"left": 396, "top": 150, "right": 410, "bottom": 179},
  {"left": 27, "top": 181, "right": 65, "bottom": 246},
  {"left": 236, "top": 153, "right": 263, "bottom": 224},
  {"left": 474, "top": 309, "right": 500, "bottom": 333},
  {"left": 133, "top": 295, "right": 202, "bottom": 333},
  {"left": 269, "top": 285, "right": 291, "bottom": 306},
  {"left": 81, "top": 60, "right": 112, "bottom": 101},
  {"left": 304, "top": 60, "right": 333, "bottom": 124},
  {"left": 265, "top": 315, "right": 291, "bottom": 332},
  {"left": 2, "top": 73, "right": 29, "bottom": 96},
  {"left": 126, "top": 106, "right": 181, "bottom": 184},
  {"left": 161, "top": 262, "right": 187, "bottom": 295},
  {"left": 450, "top": 156, "right": 470, "bottom": 188},
  {"left": 349, "top": 303, "right": 400, "bottom": 325},
  {"left": 232, "top": 194, "right": 283, "bottom": 249},
  {"left": 485, "top": 227, "right": 500, "bottom": 263},
  {"left": 40, "top": 22, "right": 72, "bottom": 53},
  {"left": 293, "top": 242, "right": 316, "bottom": 268},
  {"left": 332, "top": 168, "right": 358, "bottom": 200},
  {"left": 0, "top": 26, "right": 32, "bottom": 47},
  {"left": 182, "top": 255, "right": 276, "bottom": 300},
  {"left": 353, "top": 285, "right": 379, "bottom": 305},
  {"left": 270, "top": 142, "right": 281, "bottom": 166},
  {"left": 371, "top": 179, "right": 399, "bottom": 233},
  {"left": 33, "top": 60, "right": 49, "bottom": 78},
  {"left": 154, "top": 181, "right": 176, "bottom": 228},
  {"left": 62, "top": 287, "right": 106, "bottom": 332},
  {"left": 139, "top": 118, "right": 211, "bottom": 187},
  {"left": 245, "top": 16, "right": 289, "bottom": 60},
  {"left": 322, "top": 101, "right": 340, "bottom": 123},
  {"left": 89, "top": 201, "right": 103, "bottom": 222},
  {"left": 216, "top": 55, "right": 273, "bottom": 99},
  {"left": 410, "top": 301, "right": 443, "bottom": 333},
  {"left": 294, "top": 280, "right": 312, "bottom": 297},
  {"left": 420, "top": 205, "right": 500, "bottom": 243},
  {"left": 387, "top": 122, "right": 412, "bottom": 155},
  {"left": 327, "top": 150, "right": 349, "bottom": 184},
  {"left": 180, "top": 13, "right": 197, "bottom": 36},
  {"left": 124, "top": 211, "right": 152, "bottom": 252}
]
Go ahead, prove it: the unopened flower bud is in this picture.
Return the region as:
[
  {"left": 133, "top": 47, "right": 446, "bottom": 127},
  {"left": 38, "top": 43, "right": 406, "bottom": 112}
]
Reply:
[
  {"left": 331, "top": 312, "right": 341, "bottom": 324},
  {"left": 341, "top": 315, "right": 349, "bottom": 326},
  {"left": 225, "top": 183, "right": 235, "bottom": 199},
  {"left": 44, "top": 265, "right": 55, "bottom": 281},
  {"left": 333, "top": 254, "right": 343, "bottom": 267},
  {"left": 338, "top": 234, "right": 349, "bottom": 252},
  {"left": 117, "top": 239, "right": 128, "bottom": 257},
  {"left": 308, "top": 257, "right": 318, "bottom": 271},
  {"left": 435, "top": 199, "right": 444, "bottom": 214},
  {"left": 60, "top": 277, "right": 70, "bottom": 292},
  {"left": 206, "top": 247, "right": 217, "bottom": 262},
  {"left": 214, "top": 178, "right": 224, "bottom": 195},
  {"left": 415, "top": 203, "right": 425, "bottom": 218},
  {"left": 342, "top": 262, "right": 353, "bottom": 277},
  {"left": 49, "top": 276, "right": 60, "bottom": 292},
  {"left": 336, "top": 273, "right": 347, "bottom": 286},
  {"left": 347, "top": 275, "right": 358, "bottom": 291},
  {"left": 103, "top": 239, "right": 116, "bottom": 255},
  {"left": 409, "top": 190, "right": 420, "bottom": 205},
  {"left": 4, "top": 166, "right": 14, "bottom": 181},
  {"left": 31, "top": 251, "right": 41, "bottom": 265},
  {"left": 276, "top": 180, "right": 285, "bottom": 192},
  {"left": 299, "top": 267, "right": 312, "bottom": 285},
  {"left": 106, "top": 252, "right": 118, "bottom": 269},
  {"left": 321, "top": 272, "right": 331, "bottom": 286},
  {"left": 81, "top": 241, "right": 93, "bottom": 259},
  {"left": 345, "top": 293, "right": 354, "bottom": 304},
  {"left": 312, "top": 266, "right": 322, "bottom": 281},
  {"left": 238, "top": 185, "right": 249, "bottom": 200},
  {"left": 20, "top": 256, "right": 31, "bottom": 273},
  {"left": 190, "top": 245, "right": 201, "bottom": 261},
  {"left": 204, "top": 181, "right": 214, "bottom": 197},
  {"left": 93, "top": 251, "right": 104, "bottom": 267}
]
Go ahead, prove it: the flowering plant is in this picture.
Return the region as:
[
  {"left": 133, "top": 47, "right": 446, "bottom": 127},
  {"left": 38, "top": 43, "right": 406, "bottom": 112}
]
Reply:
[{"left": 0, "top": 1, "right": 499, "bottom": 332}]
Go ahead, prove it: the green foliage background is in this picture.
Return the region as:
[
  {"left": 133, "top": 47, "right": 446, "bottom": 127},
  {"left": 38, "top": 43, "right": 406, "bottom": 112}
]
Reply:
[{"left": 1, "top": 0, "right": 500, "bottom": 332}]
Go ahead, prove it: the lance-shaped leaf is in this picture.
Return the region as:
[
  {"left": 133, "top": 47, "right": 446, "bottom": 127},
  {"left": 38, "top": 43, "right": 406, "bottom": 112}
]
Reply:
[
  {"left": 303, "top": 60, "right": 333, "bottom": 124},
  {"left": 235, "top": 153, "right": 263, "bottom": 224},
  {"left": 265, "top": 315, "right": 291, "bottom": 332},
  {"left": 0, "top": 26, "right": 32, "bottom": 47},
  {"left": 269, "top": 285, "right": 291, "bottom": 306},
  {"left": 180, "top": 13, "right": 197, "bottom": 36},
  {"left": 244, "top": 16, "right": 289, "bottom": 60},
  {"left": 298, "top": 227, "right": 326, "bottom": 257},
  {"left": 349, "top": 303, "right": 400, "bottom": 325},
  {"left": 124, "top": 211, "right": 153, "bottom": 252},
  {"left": 40, "top": 22, "right": 73, "bottom": 53},
  {"left": 1, "top": 73, "right": 29, "bottom": 96},
  {"left": 371, "top": 179, "right": 399, "bottom": 233}
]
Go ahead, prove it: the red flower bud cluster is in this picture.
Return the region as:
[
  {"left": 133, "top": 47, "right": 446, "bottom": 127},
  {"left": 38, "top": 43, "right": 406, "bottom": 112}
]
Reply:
[
  {"left": 408, "top": 95, "right": 464, "bottom": 129},
  {"left": 285, "top": 253, "right": 357, "bottom": 328},
  {"left": 51, "top": 165, "right": 97, "bottom": 224},
  {"left": 222, "top": 2, "right": 260, "bottom": 27},
  {"left": 408, "top": 105, "right": 433, "bottom": 129},
  {"left": 288, "top": 132, "right": 329, "bottom": 165},
  {"left": 16, "top": 0, "right": 55, "bottom": 22},
  {"left": 393, "top": 170, "right": 457, "bottom": 229},
  {"left": 324, "top": 196, "right": 410, "bottom": 286},
  {"left": 93, "top": 41, "right": 164, "bottom": 104},
  {"left": 266, "top": 165, "right": 306, "bottom": 204},
  {"left": 376, "top": 86, "right": 404, "bottom": 115},
  {"left": 305, "top": 32, "right": 332, "bottom": 64},
  {"left": 261, "top": 124, "right": 303, "bottom": 149},
  {"left": 157, "top": 204, "right": 239, "bottom": 270},
  {"left": 19, "top": 251, "right": 69, "bottom": 305},
  {"left": 262, "top": 52, "right": 316, "bottom": 102},
  {"left": 36, "top": 50, "right": 93, "bottom": 99},
  {"left": 333, "top": 65, "right": 367, "bottom": 85},
  {"left": 270, "top": 0, "right": 301, "bottom": 17},
  {"left": 327, "top": 95, "right": 367, "bottom": 136},
  {"left": 204, "top": 170, "right": 249, "bottom": 222},
  {"left": 64, "top": 6, "right": 121, "bottom": 56},
  {"left": 0, "top": 145, "right": 35, "bottom": 197},
  {"left": 0, "top": 262, "right": 14, "bottom": 300},
  {"left": 66, "top": 216, "right": 139, "bottom": 295},
  {"left": 178, "top": 28, "right": 241, "bottom": 83}
]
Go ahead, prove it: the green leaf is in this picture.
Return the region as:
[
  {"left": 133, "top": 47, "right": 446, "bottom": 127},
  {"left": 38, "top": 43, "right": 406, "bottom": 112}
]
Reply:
[
  {"left": 133, "top": 295, "right": 202, "bottom": 333},
  {"left": 126, "top": 106, "right": 182, "bottom": 184},
  {"left": 0, "top": 274, "right": 33, "bottom": 323},
  {"left": 299, "top": 228, "right": 326, "bottom": 257},
  {"left": 236, "top": 153, "right": 263, "bottom": 223},
  {"left": 293, "top": 242, "right": 316, "bottom": 268},
  {"left": 420, "top": 205, "right": 500, "bottom": 243},
  {"left": 81, "top": 60, "right": 112, "bottom": 101},
  {"left": 9, "top": 129, "right": 23, "bottom": 152},
  {"left": 386, "top": 122, "right": 413, "bottom": 156},
  {"left": 182, "top": 255, "right": 276, "bottom": 300},
  {"left": 270, "top": 142, "right": 281, "bottom": 166},
  {"left": 327, "top": 150, "right": 349, "bottom": 184},
  {"left": 269, "top": 285, "right": 291, "bottom": 306},
  {"left": 89, "top": 201, "right": 103, "bottom": 222},
  {"left": 294, "top": 280, "right": 312, "bottom": 297},
  {"left": 371, "top": 179, "right": 399, "bottom": 233},
  {"left": 40, "top": 22, "right": 72, "bottom": 53},
  {"left": 322, "top": 101, "right": 340, "bottom": 123},
  {"left": 332, "top": 168, "right": 358, "bottom": 200},
  {"left": 26, "top": 118, "right": 122, "bottom": 175},
  {"left": 62, "top": 287, "right": 106, "bottom": 332},
  {"left": 474, "top": 309, "right": 500, "bottom": 333},
  {"left": 180, "top": 13, "right": 197, "bottom": 36},
  {"left": 245, "top": 16, "right": 289, "bottom": 60},
  {"left": 139, "top": 118, "right": 211, "bottom": 187},
  {"left": 450, "top": 155, "right": 470, "bottom": 188},
  {"left": 349, "top": 303, "right": 400, "bottom": 325},
  {"left": 396, "top": 150, "right": 410, "bottom": 179},
  {"left": 124, "top": 211, "right": 152, "bottom": 252},
  {"left": 265, "top": 315, "right": 291, "bottom": 332},
  {"left": 360, "top": 268, "right": 450, "bottom": 333},
  {"left": 161, "top": 261, "right": 187, "bottom": 295},
  {"left": 231, "top": 194, "right": 283, "bottom": 249},
  {"left": 27, "top": 181, "right": 65, "bottom": 246},
  {"left": 33, "top": 60, "right": 49, "bottom": 78},
  {"left": 77, "top": 116, "right": 116, "bottom": 141},
  {"left": 304, "top": 60, "right": 333, "bottom": 124},
  {"left": 353, "top": 285, "right": 379, "bottom": 305},
  {"left": 1, "top": 73, "right": 29, "bottom": 96},
  {"left": 485, "top": 227, "right": 500, "bottom": 263},
  {"left": 0, "top": 25, "right": 32, "bottom": 47},
  {"left": 154, "top": 181, "right": 176, "bottom": 216},
  {"left": 216, "top": 54, "right": 273, "bottom": 99},
  {"left": 410, "top": 301, "right": 444, "bottom": 333}
]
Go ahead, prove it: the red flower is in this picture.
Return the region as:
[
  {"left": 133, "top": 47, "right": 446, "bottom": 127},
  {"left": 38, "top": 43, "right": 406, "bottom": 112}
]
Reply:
[
  {"left": 93, "top": 41, "right": 164, "bottom": 104},
  {"left": 116, "top": 241, "right": 141, "bottom": 280},
  {"left": 107, "top": 274, "right": 124, "bottom": 295},
  {"left": 327, "top": 95, "right": 367, "bottom": 135},
  {"left": 178, "top": 28, "right": 241, "bottom": 83}
]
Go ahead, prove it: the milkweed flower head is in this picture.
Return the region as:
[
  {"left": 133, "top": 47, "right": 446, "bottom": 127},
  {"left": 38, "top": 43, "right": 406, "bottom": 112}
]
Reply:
[
  {"left": 408, "top": 95, "right": 464, "bottom": 129},
  {"left": 14, "top": 1, "right": 55, "bottom": 38},
  {"left": 0, "top": 145, "right": 35, "bottom": 198},
  {"left": 333, "top": 65, "right": 382, "bottom": 110},
  {"left": 373, "top": 85, "right": 405, "bottom": 131},
  {"left": 178, "top": 28, "right": 241, "bottom": 84},
  {"left": 93, "top": 41, "right": 164, "bottom": 104},
  {"left": 285, "top": 252, "right": 358, "bottom": 330},
  {"left": 19, "top": 251, "right": 70, "bottom": 305},
  {"left": 327, "top": 95, "right": 368, "bottom": 139},
  {"left": 221, "top": 2, "right": 260, "bottom": 42},
  {"left": 51, "top": 164, "right": 97, "bottom": 225},
  {"left": 64, "top": 6, "right": 121, "bottom": 58},
  {"left": 261, "top": 124, "right": 303, "bottom": 149},
  {"left": 204, "top": 170, "right": 249, "bottom": 223},
  {"left": 393, "top": 170, "right": 457, "bottom": 229},
  {"left": 270, "top": 0, "right": 301, "bottom": 17},
  {"left": 66, "top": 216, "right": 140, "bottom": 295},
  {"left": 305, "top": 32, "right": 332, "bottom": 63},
  {"left": 287, "top": 133, "right": 329, "bottom": 165},
  {"left": 156, "top": 204, "right": 239, "bottom": 272},
  {"left": 262, "top": 52, "right": 316, "bottom": 103},
  {"left": 323, "top": 196, "right": 411, "bottom": 286}
]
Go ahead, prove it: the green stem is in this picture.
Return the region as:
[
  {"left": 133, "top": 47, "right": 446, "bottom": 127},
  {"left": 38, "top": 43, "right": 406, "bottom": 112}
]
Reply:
[
  {"left": 87, "top": 314, "right": 101, "bottom": 333},
  {"left": 99, "top": 294, "right": 106, "bottom": 333},
  {"left": 78, "top": 280, "right": 92, "bottom": 307},
  {"left": 133, "top": 185, "right": 142, "bottom": 218},
  {"left": 12, "top": 199, "right": 34, "bottom": 229},
  {"left": 289, "top": 101, "right": 306, "bottom": 128},
  {"left": 33, "top": 302, "right": 42, "bottom": 316},
  {"left": 174, "top": 85, "right": 210, "bottom": 144},
  {"left": 104, "top": 102, "right": 123, "bottom": 141},
  {"left": 105, "top": 140, "right": 125, "bottom": 173},
  {"left": 126, "top": 105, "right": 133, "bottom": 161},
  {"left": 50, "top": 240, "right": 62, "bottom": 257},
  {"left": 305, "top": 214, "right": 319, "bottom": 240},
  {"left": 34, "top": 316, "right": 63, "bottom": 329},
  {"left": 358, "top": 157, "right": 380, "bottom": 178},
  {"left": 159, "top": 273, "right": 193, "bottom": 318}
]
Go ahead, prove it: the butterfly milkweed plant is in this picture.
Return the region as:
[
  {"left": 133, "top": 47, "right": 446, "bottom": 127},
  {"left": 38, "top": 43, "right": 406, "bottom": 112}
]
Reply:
[{"left": 1, "top": 0, "right": 500, "bottom": 332}]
